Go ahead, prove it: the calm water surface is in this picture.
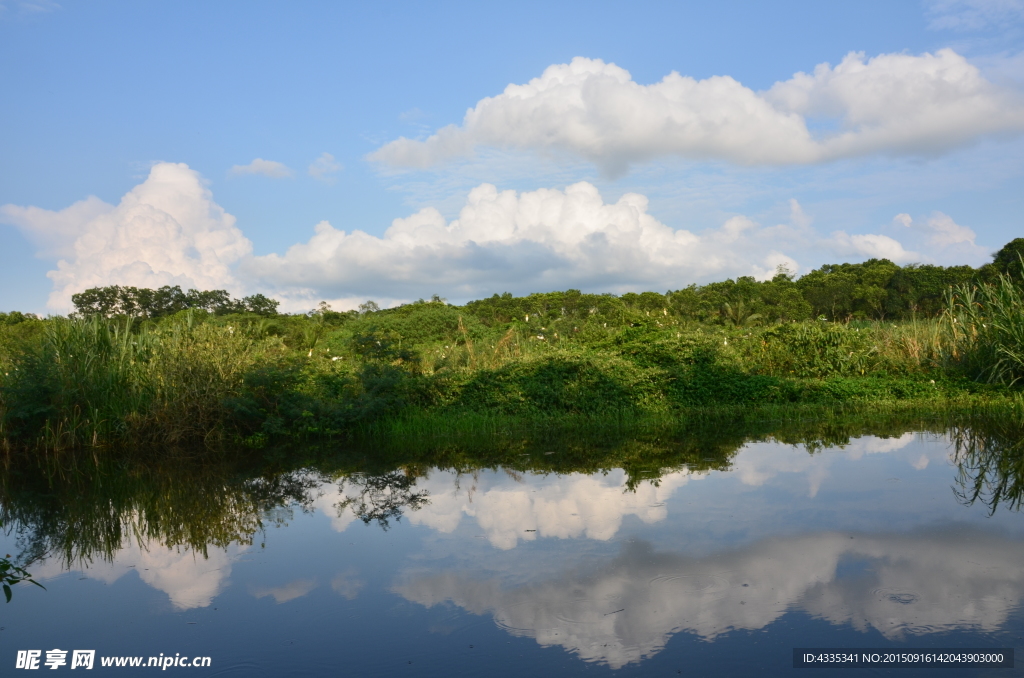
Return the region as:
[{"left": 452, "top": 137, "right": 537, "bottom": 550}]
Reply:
[{"left": 3, "top": 429, "right": 1023, "bottom": 676}]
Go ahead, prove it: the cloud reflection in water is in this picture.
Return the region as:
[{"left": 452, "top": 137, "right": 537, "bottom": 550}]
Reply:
[
  {"left": 315, "top": 468, "right": 703, "bottom": 548},
  {"left": 30, "top": 540, "right": 246, "bottom": 610},
  {"left": 396, "top": 528, "right": 1024, "bottom": 668}
]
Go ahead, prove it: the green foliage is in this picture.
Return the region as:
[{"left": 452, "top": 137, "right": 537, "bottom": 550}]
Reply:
[
  {"left": 0, "top": 312, "right": 45, "bottom": 375},
  {"left": 0, "top": 522, "right": 44, "bottom": 602},
  {"left": 991, "top": 238, "right": 1024, "bottom": 279},
  {"left": 745, "top": 322, "right": 881, "bottom": 377},
  {"left": 0, "top": 311, "right": 40, "bottom": 326},
  {"left": 943, "top": 270, "right": 1024, "bottom": 385},
  {"left": 0, "top": 297, "right": 1004, "bottom": 454},
  {"left": 0, "top": 554, "right": 44, "bottom": 603},
  {"left": 662, "top": 257, "right": 979, "bottom": 323},
  {"left": 451, "top": 352, "right": 644, "bottom": 414},
  {"left": 353, "top": 300, "right": 478, "bottom": 348},
  {"left": 465, "top": 289, "right": 631, "bottom": 326},
  {"left": 721, "top": 300, "right": 762, "bottom": 326},
  {"left": 886, "top": 263, "right": 977, "bottom": 319}
]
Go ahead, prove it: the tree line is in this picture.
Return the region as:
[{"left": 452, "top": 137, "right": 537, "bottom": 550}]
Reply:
[
  {"left": 64, "top": 238, "right": 1023, "bottom": 325},
  {"left": 70, "top": 285, "right": 279, "bottom": 318},
  {"left": 467, "top": 238, "right": 1024, "bottom": 325}
]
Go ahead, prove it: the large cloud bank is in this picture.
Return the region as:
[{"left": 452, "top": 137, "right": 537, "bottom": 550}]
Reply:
[
  {"left": 247, "top": 181, "right": 807, "bottom": 306},
  {"left": 1, "top": 163, "right": 983, "bottom": 312},
  {"left": 371, "top": 51, "right": 1024, "bottom": 174}
]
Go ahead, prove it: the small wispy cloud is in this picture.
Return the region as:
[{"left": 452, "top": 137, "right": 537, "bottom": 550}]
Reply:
[
  {"left": 926, "top": 0, "right": 1024, "bottom": 31},
  {"left": 398, "top": 107, "right": 426, "bottom": 123},
  {"left": 1, "top": 0, "right": 58, "bottom": 14},
  {"left": 229, "top": 158, "right": 293, "bottom": 178},
  {"left": 0, "top": 0, "right": 58, "bottom": 18},
  {"left": 308, "top": 152, "right": 342, "bottom": 183},
  {"left": 890, "top": 211, "right": 990, "bottom": 262}
]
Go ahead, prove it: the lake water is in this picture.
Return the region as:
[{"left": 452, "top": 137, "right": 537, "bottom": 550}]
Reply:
[{"left": 3, "top": 425, "right": 1024, "bottom": 676}]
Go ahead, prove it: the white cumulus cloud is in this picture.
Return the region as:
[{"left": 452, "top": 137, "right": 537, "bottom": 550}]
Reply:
[
  {"left": 0, "top": 195, "right": 112, "bottom": 259},
  {"left": 371, "top": 52, "right": 1024, "bottom": 174},
  {"left": 828, "top": 231, "right": 921, "bottom": 263},
  {"left": 895, "top": 211, "right": 978, "bottom": 247},
  {"left": 1, "top": 162, "right": 252, "bottom": 310},
  {"left": 245, "top": 181, "right": 816, "bottom": 308},
  {"left": 229, "top": 158, "right": 293, "bottom": 178}
]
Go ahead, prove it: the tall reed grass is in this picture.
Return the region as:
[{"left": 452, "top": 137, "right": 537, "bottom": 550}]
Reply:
[
  {"left": 0, "top": 313, "right": 281, "bottom": 452},
  {"left": 943, "top": 271, "right": 1024, "bottom": 385}
]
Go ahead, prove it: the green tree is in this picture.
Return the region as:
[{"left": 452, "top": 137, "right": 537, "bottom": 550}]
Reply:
[
  {"left": 799, "top": 268, "right": 856, "bottom": 320},
  {"left": 991, "top": 238, "right": 1024, "bottom": 279},
  {"left": 852, "top": 259, "right": 898, "bottom": 319},
  {"left": 242, "top": 294, "right": 280, "bottom": 316}
]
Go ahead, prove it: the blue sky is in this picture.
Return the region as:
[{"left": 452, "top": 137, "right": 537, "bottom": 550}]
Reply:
[{"left": 1, "top": 0, "right": 1022, "bottom": 313}]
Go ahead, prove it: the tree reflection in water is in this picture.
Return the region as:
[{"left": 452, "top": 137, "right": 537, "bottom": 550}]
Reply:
[
  {"left": 1, "top": 407, "right": 1023, "bottom": 572},
  {"left": 0, "top": 463, "right": 325, "bottom": 569},
  {"left": 335, "top": 471, "right": 429, "bottom": 530}
]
